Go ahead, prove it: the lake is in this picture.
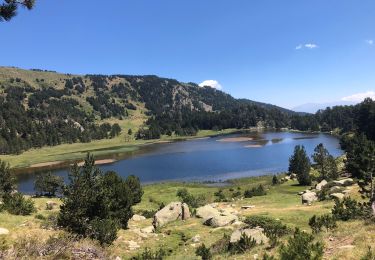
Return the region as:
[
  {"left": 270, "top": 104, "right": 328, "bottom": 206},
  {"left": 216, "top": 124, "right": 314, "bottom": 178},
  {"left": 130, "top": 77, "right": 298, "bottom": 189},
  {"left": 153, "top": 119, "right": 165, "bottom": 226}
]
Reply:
[{"left": 16, "top": 131, "right": 343, "bottom": 194}]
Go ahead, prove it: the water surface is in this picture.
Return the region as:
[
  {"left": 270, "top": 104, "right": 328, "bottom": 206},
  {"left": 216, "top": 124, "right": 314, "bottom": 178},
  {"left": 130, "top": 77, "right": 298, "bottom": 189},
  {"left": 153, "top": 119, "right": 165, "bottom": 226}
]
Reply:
[{"left": 16, "top": 131, "right": 343, "bottom": 194}]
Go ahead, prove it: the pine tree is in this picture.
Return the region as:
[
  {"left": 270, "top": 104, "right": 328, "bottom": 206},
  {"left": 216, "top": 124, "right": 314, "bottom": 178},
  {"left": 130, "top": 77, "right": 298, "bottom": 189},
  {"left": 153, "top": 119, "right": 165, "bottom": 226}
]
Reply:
[
  {"left": 0, "top": 159, "right": 15, "bottom": 198},
  {"left": 289, "top": 145, "right": 311, "bottom": 185},
  {"left": 312, "top": 143, "right": 338, "bottom": 181},
  {"left": 0, "top": 0, "right": 35, "bottom": 22}
]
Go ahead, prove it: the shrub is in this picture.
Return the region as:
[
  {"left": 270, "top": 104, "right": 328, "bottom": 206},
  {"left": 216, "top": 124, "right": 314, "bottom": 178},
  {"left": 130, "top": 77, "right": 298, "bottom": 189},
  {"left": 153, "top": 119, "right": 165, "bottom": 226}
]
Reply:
[
  {"left": 35, "top": 214, "right": 46, "bottom": 220},
  {"left": 332, "top": 197, "right": 365, "bottom": 221},
  {"left": 4, "top": 193, "right": 36, "bottom": 215},
  {"left": 308, "top": 214, "right": 337, "bottom": 234},
  {"left": 34, "top": 172, "right": 64, "bottom": 197},
  {"left": 176, "top": 188, "right": 206, "bottom": 208},
  {"left": 214, "top": 189, "right": 227, "bottom": 202},
  {"left": 279, "top": 228, "right": 324, "bottom": 260},
  {"left": 195, "top": 244, "right": 212, "bottom": 260},
  {"left": 244, "top": 184, "right": 267, "bottom": 198},
  {"left": 244, "top": 215, "right": 290, "bottom": 247},
  {"left": 131, "top": 247, "right": 170, "bottom": 260},
  {"left": 229, "top": 233, "right": 257, "bottom": 254},
  {"left": 0, "top": 160, "right": 15, "bottom": 198},
  {"left": 272, "top": 175, "right": 280, "bottom": 185},
  {"left": 86, "top": 218, "right": 118, "bottom": 246},
  {"left": 57, "top": 154, "right": 142, "bottom": 245}
]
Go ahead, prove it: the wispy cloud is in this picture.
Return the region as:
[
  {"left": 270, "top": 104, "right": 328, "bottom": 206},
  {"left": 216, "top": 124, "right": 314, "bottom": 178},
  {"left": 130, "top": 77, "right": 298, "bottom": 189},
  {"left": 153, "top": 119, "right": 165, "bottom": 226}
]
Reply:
[
  {"left": 365, "top": 39, "right": 374, "bottom": 45},
  {"left": 199, "top": 80, "right": 222, "bottom": 90},
  {"left": 341, "top": 91, "right": 375, "bottom": 102},
  {"left": 295, "top": 43, "right": 319, "bottom": 50}
]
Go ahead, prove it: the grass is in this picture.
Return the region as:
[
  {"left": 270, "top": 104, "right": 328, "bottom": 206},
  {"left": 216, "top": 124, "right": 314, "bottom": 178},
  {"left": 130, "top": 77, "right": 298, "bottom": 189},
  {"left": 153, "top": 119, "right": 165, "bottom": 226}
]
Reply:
[{"left": 0, "top": 176, "right": 373, "bottom": 259}]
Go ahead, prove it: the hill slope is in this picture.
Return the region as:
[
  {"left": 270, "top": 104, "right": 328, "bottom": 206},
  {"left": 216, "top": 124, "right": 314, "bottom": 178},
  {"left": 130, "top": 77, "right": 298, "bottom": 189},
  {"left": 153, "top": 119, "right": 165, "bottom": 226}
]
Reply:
[{"left": 0, "top": 66, "right": 297, "bottom": 155}]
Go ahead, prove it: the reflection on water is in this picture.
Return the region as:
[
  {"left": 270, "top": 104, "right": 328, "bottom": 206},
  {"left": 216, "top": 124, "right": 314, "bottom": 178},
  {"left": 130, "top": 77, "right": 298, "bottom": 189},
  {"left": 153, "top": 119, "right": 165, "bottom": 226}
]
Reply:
[{"left": 16, "top": 131, "right": 343, "bottom": 194}]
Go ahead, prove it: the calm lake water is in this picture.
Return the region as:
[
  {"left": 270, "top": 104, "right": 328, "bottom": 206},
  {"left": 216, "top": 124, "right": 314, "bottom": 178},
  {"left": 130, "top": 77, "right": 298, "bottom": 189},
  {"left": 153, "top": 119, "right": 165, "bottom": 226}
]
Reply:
[{"left": 16, "top": 131, "right": 343, "bottom": 194}]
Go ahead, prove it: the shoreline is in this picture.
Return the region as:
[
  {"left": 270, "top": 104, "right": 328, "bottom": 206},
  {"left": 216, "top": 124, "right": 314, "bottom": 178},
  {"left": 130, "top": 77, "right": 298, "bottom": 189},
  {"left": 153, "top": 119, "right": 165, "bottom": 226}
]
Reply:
[{"left": 8, "top": 128, "right": 241, "bottom": 173}]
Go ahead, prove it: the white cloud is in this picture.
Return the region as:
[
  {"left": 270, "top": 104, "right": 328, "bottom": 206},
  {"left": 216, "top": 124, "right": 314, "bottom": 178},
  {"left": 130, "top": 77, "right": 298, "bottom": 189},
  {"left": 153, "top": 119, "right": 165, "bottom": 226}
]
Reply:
[
  {"left": 198, "top": 80, "right": 222, "bottom": 90},
  {"left": 295, "top": 43, "right": 318, "bottom": 50},
  {"left": 341, "top": 91, "right": 375, "bottom": 102},
  {"left": 305, "top": 43, "right": 318, "bottom": 49},
  {"left": 366, "top": 39, "right": 374, "bottom": 45}
]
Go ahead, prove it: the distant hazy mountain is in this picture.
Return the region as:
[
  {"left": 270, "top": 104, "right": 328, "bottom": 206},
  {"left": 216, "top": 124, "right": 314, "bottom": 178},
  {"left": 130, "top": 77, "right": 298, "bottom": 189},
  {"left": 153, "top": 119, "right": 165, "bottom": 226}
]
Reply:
[{"left": 292, "top": 101, "right": 356, "bottom": 113}]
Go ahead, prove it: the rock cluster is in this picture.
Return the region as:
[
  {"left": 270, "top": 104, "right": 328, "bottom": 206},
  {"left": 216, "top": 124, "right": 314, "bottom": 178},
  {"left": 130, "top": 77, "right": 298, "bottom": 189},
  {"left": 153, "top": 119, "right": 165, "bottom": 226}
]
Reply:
[{"left": 153, "top": 202, "right": 190, "bottom": 228}]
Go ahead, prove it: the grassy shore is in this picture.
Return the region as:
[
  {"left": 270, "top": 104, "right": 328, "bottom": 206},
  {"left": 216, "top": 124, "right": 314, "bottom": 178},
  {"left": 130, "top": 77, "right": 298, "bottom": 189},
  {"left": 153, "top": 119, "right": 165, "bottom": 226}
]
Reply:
[
  {"left": 1, "top": 175, "right": 372, "bottom": 259},
  {"left": 0, "top": 113, "right": 238, "bottom": 169}
]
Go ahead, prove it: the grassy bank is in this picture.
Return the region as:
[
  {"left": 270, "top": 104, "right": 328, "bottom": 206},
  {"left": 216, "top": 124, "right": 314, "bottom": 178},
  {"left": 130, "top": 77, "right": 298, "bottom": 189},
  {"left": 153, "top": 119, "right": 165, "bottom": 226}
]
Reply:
[
  {"left": 1, "top": 175, "right": 372, "bottom": 259},
  {"left": 0, "top": 113, "right": 238, "bottom": 169}
]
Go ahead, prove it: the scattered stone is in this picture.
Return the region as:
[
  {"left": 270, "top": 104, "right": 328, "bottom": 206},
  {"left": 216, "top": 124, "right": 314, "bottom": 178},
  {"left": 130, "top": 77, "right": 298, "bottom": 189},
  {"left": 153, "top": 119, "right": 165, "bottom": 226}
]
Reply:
[
  {"left": 127, "top": 240, "right": 140, "bottom": 250},
  {"left": 153, "top": 202, "right": 190, "bottom": 228},
  {"left": 329, "top": 186, "right": 343, "bottom": 194},
  {"left": 316, "top": 180, "right": 328, "bottom": 191},
  {"left": 115, "top": 257, "right": 121, "bottom": 260},
  {"left": 0, "top": 228, "right": 9, "bottom": 235},
  {"left": 209, "top": 203, "right": 219, "bottom": 208},
  {"left": 46, "top": 201, "right": 57, "bottom": 210},
  {"left": 141, "top": 226, "right": 155, "bottom": 234},
  {"left": 231, "top": 221, "right": 246, "bottom": 228},
  {"left": 205, "top": 214, "right": 238, "bottom": 228},
  {"left": 333, "top": 178, "right": 355, "bottom": 187},
  {"left": 196, "top": 205, "right": 220, "bottom": 221},
  {"left": 230, "top": 204, "right": 236, "bottom": 207},
  {"left": 342, "top": 188, "right": 352, "bottom": 194},
  {"left": 230, "top": 227, "right": 268, "bottom": 245},
  {"left": 298, "top": 191, "right": 304, "bottom": 195},
  {"left": 254, "top": 254, "right": 259, "bottom": 259},
  {"left": 132, "top": 214, "right": 146, "bottom": 221},
  {"left": 290, "top": 173, "right": 297, "bottom": 180},
  {"left": 301, "top": 191, "right": 317, "bottom": 204},
  {"left": 191, "top": 235, "right": 201, "bottom": 243},
  {"left": 330, "top": 193, "right": 345, "bottom": 200},
  {"left": 241, "top": 205, "right": 255, "bottom": 209}
]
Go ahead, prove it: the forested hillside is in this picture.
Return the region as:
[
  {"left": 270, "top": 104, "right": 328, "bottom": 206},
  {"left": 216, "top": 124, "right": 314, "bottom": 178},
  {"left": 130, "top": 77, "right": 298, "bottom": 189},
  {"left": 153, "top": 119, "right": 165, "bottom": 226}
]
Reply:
[
  {"left": 0, "top": 67, "right": 299, "bottom": 155},
  {"left": 1, "top": 67, "right": 374, "bottom": 156}
]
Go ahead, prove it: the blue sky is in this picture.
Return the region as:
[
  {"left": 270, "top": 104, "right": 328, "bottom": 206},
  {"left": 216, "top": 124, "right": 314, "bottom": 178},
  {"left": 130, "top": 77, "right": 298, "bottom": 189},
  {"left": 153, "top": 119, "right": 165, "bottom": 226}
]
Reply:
[{"left": 1, "top": 0, "right": 375, "bottom": 108}]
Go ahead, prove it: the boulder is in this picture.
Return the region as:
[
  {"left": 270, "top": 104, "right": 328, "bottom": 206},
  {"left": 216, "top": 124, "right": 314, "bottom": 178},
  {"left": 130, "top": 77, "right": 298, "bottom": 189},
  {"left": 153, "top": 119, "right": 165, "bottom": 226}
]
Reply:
[
  {"left": 230, "top": 227, "right": 269, "bottom": 245},
  {"left": 0, "top": 228, "right": 9, "bottom": 235},
  {"left": 191, "top": 235, "right": 201, "bottom": 243},
  {"left": 231, "top": 221, "right": 247, "bottom": 228},
  {"left": 316, "top": 180, "right": 328, "bottom": 191},
  {"left": 330, "top": 193, "right": 345, "bottom": 200},
  {"left": 333, "top": 178, "right": 355, "bottom": 187},
  {"left": 329, "top": 186, "right": 344, "bottom": 194},
  {"left": 301, "top": 191, "right": 317, "bottom": 204},
  {"left": 46, "top": 201, "right": 57, "bottom": 210},
  {"left": 196, "top": 205, "right": 220, "bottom": 221},
  {"left": 182, "top": 203, "right": 191, "bottom": 220},
  {"left": 205, "top": 214, "right": 238, "bottom": 228},
  {"left": 290, "top": 173, "right": 297, "bottom": 180},
  {"left": 153, "top": 202, "right": 190, "bottom": 228},
  {"left": 132, "top": 214, "right": 146, "bottom": 221},
  {"left": 141, "top": 226, "right": 155, "bottom": 234}
]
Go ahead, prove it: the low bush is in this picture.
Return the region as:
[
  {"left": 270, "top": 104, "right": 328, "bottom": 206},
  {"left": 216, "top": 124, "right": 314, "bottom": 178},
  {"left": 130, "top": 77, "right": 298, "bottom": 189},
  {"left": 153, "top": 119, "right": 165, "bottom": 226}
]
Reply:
[
  {"left": 176, "top": 188, "right": 206, "bottom": 208},
  {"left": 132, "top": 247, "right": 170, "bottom": 260},
  {"left": 272, "top": 175, "right": 280, "bottom": 185},
  {"left": 4, "top": 193, "right": 36, "bottom": 215},
  {"left": 229, "top": 233, "right": 257, "bottom": 254},
  {"left": 244, "top": 215, "right": 290, "bottom": 247},
  {"left": 214, "top": 189, "right": 227, "bottom": 202},
  {"left": 244, "top": 184, "right": 267, "bottom": 198},
  {"left": 86, "top": 218, "right": 118, "bottom": 246},
  {"left": 210, "top": 234, "right": 231, "bottom": 255},
  {"left": 35, "top": 214, "right": 46, "bottom": 220},
  {"left": 279, "top": 228, "right": 324, "bottom": 260},
  {"left": 195, "top": 244, "right": 213, "bottom": 260},
  {"left": 308, "top": 214, "right": 337, "bottom": 234},
  {"left": 332, "top": 197, "right": 367, "bottom": 221}
]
